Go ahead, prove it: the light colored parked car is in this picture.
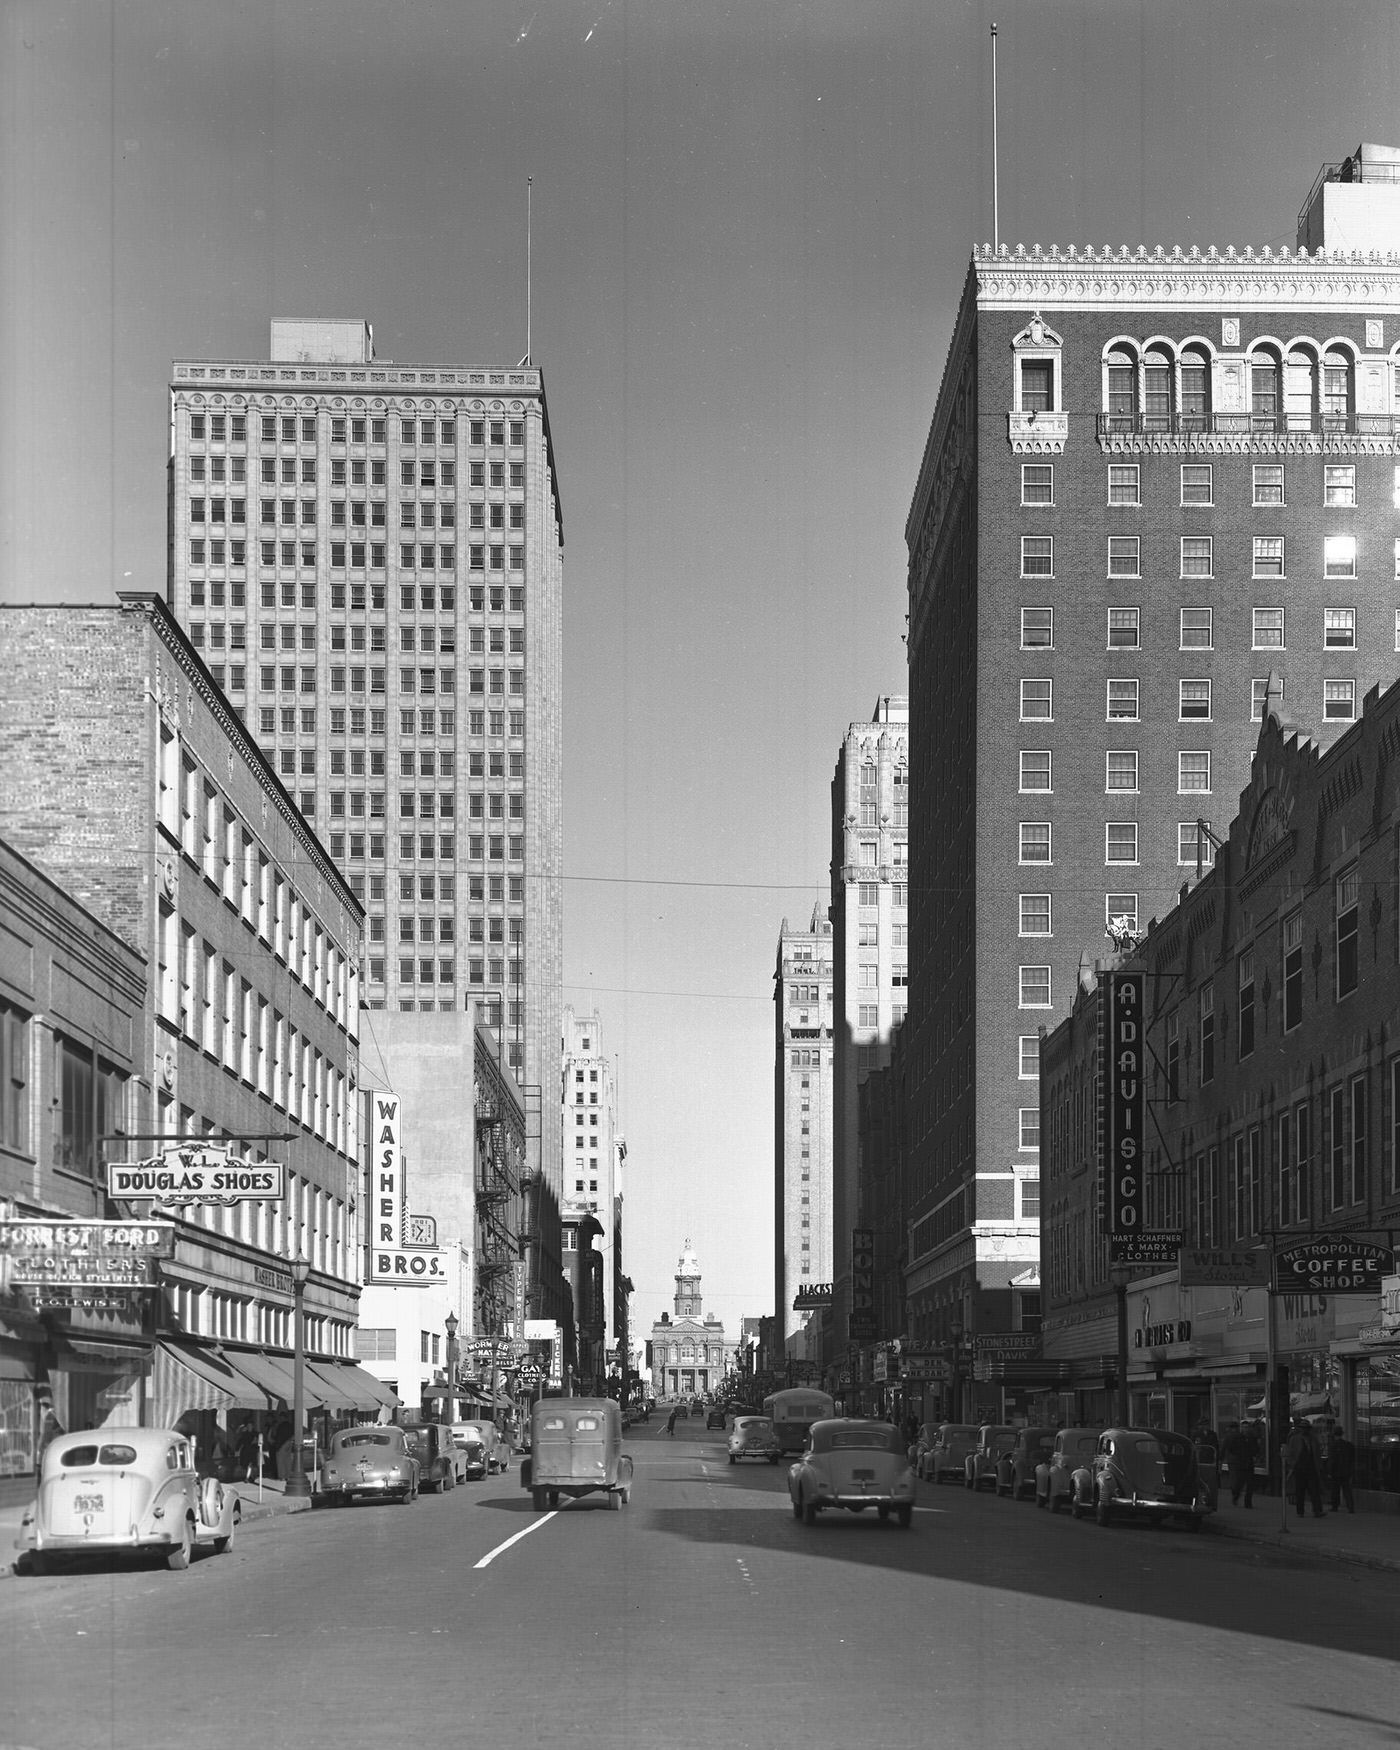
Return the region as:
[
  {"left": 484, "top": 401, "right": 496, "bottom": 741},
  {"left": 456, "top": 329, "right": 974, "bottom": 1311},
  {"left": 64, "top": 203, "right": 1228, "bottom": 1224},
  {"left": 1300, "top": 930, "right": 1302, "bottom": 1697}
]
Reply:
[
  {"left": 964, "top": 1425, "right": 1016, "bottom": 1491},
  {"left": 1034, "top": 1427, "right": 1102, "bottom": 1512},
  {"left": 787, "top": 1419, "right": 916, "bottom": 1527},
  {"left": 15, "top": 1427, "right": 240, "bottom": 1573},
  {"left": 319, "top": 1425, "right": 420, "bottom": 1505},
  {"left": 995, "top": 1426, "right": 1058, "bottom": 1499}
]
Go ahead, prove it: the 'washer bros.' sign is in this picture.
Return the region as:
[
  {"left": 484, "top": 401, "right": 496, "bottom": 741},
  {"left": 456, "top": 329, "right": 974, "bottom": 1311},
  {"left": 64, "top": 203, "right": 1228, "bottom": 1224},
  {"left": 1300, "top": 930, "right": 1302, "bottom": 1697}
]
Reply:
[{"left": 366, "top": 1091, "right": 450, "bottom": 1283}]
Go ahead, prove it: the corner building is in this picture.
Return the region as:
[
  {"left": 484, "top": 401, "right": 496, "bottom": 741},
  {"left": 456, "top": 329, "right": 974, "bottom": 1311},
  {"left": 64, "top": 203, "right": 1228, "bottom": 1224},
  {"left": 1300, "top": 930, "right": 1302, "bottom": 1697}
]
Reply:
[
  {"left": 166, "top": 321, "right": 563, "bottom": 1232},
  {"left": 904, "top": 146, "right": 1400, "bottom": 1369}
]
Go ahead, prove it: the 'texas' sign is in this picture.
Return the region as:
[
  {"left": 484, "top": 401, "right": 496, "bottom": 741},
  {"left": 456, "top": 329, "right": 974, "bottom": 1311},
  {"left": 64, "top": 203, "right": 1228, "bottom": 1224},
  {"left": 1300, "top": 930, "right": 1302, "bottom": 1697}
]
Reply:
[{"left": 366, "top": 1092, "right": 449, "bottom": 1285}]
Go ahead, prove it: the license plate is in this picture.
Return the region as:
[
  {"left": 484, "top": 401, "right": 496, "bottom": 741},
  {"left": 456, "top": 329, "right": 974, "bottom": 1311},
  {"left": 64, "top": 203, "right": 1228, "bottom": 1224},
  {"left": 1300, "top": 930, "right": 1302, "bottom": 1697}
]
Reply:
[
  {"left": 852, "top": 1469, "right": 875, "bottom": 1481},
  {"left": 74, "top": 1493, "right": 104, "bottom": 1513}
]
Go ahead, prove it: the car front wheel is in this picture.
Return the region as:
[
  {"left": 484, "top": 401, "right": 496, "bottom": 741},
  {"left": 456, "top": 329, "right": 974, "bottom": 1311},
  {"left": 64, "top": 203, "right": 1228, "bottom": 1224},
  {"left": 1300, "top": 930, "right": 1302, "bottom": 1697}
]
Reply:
[{"left": 790, "top": 1492, "right": 802, "bottom": 1521}]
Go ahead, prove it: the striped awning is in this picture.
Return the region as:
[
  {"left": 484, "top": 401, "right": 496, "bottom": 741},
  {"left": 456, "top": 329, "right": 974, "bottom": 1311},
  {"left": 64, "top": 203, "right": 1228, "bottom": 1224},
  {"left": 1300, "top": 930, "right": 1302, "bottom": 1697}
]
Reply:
[
  {"left": 222, "top": 1350, "right": 326, "bottom": 1411},
  {"left": 152, "top": 1343, "right": 267, "bottom": 1426},
  {"left": 322, "top": 1362, "right": 400, "bottom": 1413}
]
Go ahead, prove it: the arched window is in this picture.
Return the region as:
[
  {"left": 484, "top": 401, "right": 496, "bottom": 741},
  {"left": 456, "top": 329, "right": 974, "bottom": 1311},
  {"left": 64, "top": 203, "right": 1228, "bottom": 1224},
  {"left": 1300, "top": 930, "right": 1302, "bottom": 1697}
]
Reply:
[
  {"left": 858, "top": 761, "right": 877, "bottom": 827},
  {"left": 1179, "top": 351, "right": 1210, "bottom": 430},
  {"left": 1284, "top": 350, "right": 1315, "bottom": 430},
  {"left": 1143, "top": 349, "right": 1172, "bottom": 429},
  {"left": 1322, "top": 351, "right": 1352, "bottom": 429},
  {"left": 1106, "top": 350, "right": 1135, "bottom": 425},
  {"left": 1250, "top": 352, "right": 1280, "bottom": 428}
]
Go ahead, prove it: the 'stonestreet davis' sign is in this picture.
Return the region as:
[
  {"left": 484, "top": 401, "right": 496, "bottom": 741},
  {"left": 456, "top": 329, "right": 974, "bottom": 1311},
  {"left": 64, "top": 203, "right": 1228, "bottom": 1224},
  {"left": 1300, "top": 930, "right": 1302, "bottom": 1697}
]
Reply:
[
  {"left": 1104, "top": 972, "right": 1145, "bottom": 1235},
  {"left": 1274, "top": 1237, "right": 1395, "bottom": 1295},
  {"left": 108, "top": 1144, "right": 285, "bottom": 1206},
  {"left": 0, "top": 1221, "right": 175, "bottom": 1286}
]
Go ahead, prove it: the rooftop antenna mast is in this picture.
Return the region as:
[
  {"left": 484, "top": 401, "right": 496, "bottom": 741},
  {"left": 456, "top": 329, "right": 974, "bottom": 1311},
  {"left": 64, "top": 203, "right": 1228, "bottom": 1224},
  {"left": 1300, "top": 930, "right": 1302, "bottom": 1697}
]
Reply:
[
  {"left": 524, "top": 176, "right": 533, "bottom": 367},
  {"left": 991, "top": 23, "right": 1000, "bottom": 253}
]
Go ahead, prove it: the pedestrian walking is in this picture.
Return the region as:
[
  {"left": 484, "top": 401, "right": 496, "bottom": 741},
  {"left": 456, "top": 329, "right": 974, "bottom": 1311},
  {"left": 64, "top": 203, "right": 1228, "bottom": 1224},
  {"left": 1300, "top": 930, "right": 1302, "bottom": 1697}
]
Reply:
[
  {"left": 1284, "top": 1417, "right": 1326, "bottom": 1518},
  {"left": 666, "top": 1408, "right": 677, "bottom": 1437},
  {"left": 1221, "top": 1420, "right": 1258, "bottom": 1508},
  {"left": 1325, "top": 1428, "right": 1356, "bottom": 1514}
]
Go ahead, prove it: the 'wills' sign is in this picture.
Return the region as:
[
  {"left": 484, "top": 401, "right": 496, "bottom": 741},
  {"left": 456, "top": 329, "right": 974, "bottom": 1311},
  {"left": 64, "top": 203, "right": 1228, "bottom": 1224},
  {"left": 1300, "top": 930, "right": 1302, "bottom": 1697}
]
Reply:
[{"left": 1104, "top": 972, "right": 1145, "bottom": 1235}]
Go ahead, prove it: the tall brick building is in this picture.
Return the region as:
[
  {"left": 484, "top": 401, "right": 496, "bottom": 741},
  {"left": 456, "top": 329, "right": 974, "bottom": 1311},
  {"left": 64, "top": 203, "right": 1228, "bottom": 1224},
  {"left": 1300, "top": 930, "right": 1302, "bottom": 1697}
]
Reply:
[{"left": 904, "top": 144, "right": 1400, "bottom": 1373}]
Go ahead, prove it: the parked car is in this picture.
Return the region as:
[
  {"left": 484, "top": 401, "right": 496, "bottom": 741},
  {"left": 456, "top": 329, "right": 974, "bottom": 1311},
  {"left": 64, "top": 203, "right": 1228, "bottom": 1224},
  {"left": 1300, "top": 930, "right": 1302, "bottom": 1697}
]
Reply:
[
  {"left": 995, "top": 1426, "right": 1058, "bottom": 1499},
  {"left": 965, "top": 1425, "right": 1016, "bottom": 1491},
  {"left": 1034, "top": 1427, "right": 1102, "bottom": 1512},
  {"left": 787, "top": 1418, "right": 916, "bottom": 1527},
  {"left": 923, "top": 1423, "right": 979, "bottom": 1483},
  {"left": 400, "top": 1422, "right": 456, "bottom": 1493},
  {"left": 706, "top": 1406, "right": 728, "bottom": 1430},
  {"left": 522, "top": 1397, "right": 633, "bottom": 1510},
  {"left": 318, "top": 1425, "right": 420, "bottom": 1505},
  {"left": 728, "top": 1415, "right": 782, "bottom": 1464},
  {"left": 15, "top": 1427, "right": 240, "bottom": 1573},
  {"left": 1074, "top": 1427, "right": 1213, "bottom": 1529},
  {"left": 450, "top": 1421, "right": 507, "bottom": 1482}
]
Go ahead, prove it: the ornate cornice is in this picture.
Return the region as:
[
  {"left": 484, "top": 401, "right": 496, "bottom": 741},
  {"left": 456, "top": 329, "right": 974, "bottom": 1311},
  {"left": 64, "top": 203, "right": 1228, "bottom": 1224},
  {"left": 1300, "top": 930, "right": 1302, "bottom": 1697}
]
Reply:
[
  {"left": 972, "top": 244, "right": 1400, "bottom": 313},
  {"left": 1100, "top": 429, "right": 1400, "bottom": 455}
]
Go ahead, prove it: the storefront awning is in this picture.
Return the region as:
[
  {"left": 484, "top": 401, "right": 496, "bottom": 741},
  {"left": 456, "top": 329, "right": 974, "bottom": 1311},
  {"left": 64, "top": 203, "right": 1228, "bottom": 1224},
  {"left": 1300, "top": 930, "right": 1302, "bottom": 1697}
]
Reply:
[
  {"left": 55, "top": 1337, "right": 151, "bottom": 1372},
  {"left": 152, "top": 1342, "right": 268, "bottom": 1427},
  {"left": 304, "top": 1359, "right": 399, "bottom": 1414},
  {"left": 221, "top": 1350, "right": 329, "bottom": 1413}
]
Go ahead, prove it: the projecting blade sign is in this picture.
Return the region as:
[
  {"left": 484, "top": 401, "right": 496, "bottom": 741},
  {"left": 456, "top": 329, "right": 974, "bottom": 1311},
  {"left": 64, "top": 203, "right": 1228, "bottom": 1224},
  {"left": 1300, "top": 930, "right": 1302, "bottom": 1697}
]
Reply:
[
  {"left": 108, "top": 1143, "right": 285, "bottom": 1206},
  {"left": 366, "top": 1091, "right": 450, "bottom": 1283},
  {"left": 1104, "top": 972, "right": 1145, "bottom": 1235}
]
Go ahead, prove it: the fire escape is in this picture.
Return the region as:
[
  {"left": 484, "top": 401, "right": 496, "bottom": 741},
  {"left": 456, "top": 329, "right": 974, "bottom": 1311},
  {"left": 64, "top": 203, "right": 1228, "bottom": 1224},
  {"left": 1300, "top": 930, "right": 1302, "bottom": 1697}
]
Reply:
[{"left": 474, "top": 1084, "right": 519, "bottom": 1339}]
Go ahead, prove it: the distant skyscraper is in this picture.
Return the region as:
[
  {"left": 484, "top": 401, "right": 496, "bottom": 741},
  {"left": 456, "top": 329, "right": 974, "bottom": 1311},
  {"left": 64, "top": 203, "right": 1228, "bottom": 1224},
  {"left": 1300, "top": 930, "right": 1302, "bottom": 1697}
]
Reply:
[
  {"left": 773, "top": 904, "right": 833, "bottom": 1354},
  {"left": 560, "top": 1006, "right": 624, "bottom": 1386},
  {"left": 829, "top": 698, "right": 909, "bottom": 1364},
  {"left": 165, "top": 322, "right": 565, "bottom": 1310}
]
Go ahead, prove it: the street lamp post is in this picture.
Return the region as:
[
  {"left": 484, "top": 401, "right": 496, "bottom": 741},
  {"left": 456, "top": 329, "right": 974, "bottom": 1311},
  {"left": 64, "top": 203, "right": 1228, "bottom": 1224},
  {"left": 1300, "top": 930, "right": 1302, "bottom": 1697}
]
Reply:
[
  {"left": 1108, "top": 1262, "right": 1131, "bottom": 1426},
  {"left": 285, "top": 1253, "right": 312, "bottom": 1498},
  {"left": 443, "top": 1310, "right": 459, "bottom": 1425}
]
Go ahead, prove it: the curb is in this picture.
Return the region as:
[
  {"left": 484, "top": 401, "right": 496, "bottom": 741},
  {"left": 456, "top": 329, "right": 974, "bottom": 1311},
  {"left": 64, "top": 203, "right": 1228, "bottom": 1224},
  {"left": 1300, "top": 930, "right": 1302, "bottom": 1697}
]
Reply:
[{"left": 1207, "top": 1516, "right": 1400, "bottom": 1575}]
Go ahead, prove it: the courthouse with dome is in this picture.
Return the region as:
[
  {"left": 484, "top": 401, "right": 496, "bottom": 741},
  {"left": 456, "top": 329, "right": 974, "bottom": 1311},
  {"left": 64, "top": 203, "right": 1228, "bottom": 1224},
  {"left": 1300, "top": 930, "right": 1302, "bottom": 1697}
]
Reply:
[{"left": 648, "top": 1246, "right": 737, "bottom": 1400}]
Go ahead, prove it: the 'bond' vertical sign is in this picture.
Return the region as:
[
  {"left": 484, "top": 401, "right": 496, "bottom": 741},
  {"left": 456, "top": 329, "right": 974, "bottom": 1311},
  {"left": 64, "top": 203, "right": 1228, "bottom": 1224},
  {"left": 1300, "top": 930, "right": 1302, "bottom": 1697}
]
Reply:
[{"left": 1105, "top": 972, "right": 1145, "bottom": 1234}]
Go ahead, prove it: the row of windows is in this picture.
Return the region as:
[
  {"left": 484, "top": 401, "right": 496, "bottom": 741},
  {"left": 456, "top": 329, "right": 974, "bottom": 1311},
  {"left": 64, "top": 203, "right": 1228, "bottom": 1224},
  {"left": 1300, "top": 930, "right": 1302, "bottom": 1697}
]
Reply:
[
  {"left": 191, "top": 540, "right": 528, "bottom": 573},
  {"left": 1020, "top": 749, "right": 1212, "bottom": 793},
  {"left": 328, "top": 831, "right": 524, "bottom": 865},
  {"left": 352, "top": 871, "right": 522, "bottom": 907},
  {"left": 186, "top": 579, "right": 524, "bottom": 615},
  {"left": 1022, "top": 461, "right": 1400, "bottom": 508},
  {"left": 189, "top": 412, "right": 527, "bottom": 448},
  {"left": 1018, "top": 532, "right": 1378, "bottom": 579},
  {"left": 1018, "top": 821, "right": 1216, "bottom": 869},
  {"left": 1021, "top": 675, "right": 1358, "bottom": 722},
  {"left": 202, "top": 456, "right": 527, "bottom": 490},
  {"left": 1021, "top": 605, "right": 1388, "bottom": 650},
  {"left": 206, "top": 496, "right": 525, "bottom": 531},
  {"left": 253, "top": 705, "right": 516, "bottom": 742}
]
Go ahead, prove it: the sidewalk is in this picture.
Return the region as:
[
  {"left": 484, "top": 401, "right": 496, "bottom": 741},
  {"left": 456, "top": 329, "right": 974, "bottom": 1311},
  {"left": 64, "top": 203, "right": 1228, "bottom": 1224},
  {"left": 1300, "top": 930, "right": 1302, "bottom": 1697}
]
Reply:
[
  {"left": 1207, "top": 1490, "right": 1400, "bottom": 1573},
  {"left": 0, "top": 1474, "right": 313, "bottom": 1575}
]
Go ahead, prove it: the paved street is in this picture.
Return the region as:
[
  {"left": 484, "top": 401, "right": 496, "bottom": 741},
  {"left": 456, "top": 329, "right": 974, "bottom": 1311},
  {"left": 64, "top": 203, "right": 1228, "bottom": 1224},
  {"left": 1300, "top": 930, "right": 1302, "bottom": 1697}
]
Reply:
[{"left": 4, "top": 1420, "right": 1397, "bottom": 1750}]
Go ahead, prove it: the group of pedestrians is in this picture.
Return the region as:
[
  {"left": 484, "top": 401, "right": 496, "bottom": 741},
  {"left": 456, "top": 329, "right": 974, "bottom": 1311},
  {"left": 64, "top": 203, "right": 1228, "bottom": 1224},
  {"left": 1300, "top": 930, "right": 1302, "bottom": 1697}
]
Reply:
[{"left": 1217, "top": 1415, "right": 1356, "bottom": 1515}]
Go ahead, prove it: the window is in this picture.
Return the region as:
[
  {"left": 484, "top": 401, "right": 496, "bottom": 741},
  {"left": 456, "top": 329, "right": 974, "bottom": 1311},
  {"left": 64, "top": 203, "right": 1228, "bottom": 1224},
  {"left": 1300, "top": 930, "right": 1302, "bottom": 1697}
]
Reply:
[
  {"left": 1325, "top": 535, "right": 1357, "bottom": 578},
  {"left": 1019, "top": 822, "right": 1051, "bottom": 863},
  {"left": 1021, "top": 537, "right": 1053, "bottom": 577},
  {"left": 1020, "top": 607, "right": 1053, "bottom": 648},
  {"left": 1165, "top": 1010, "right": 1180, "bottom": 1103},
  {"left": 1323, "top": 353, "right": 1351, "bottom": 429},
  {"left": 1179, "top": 821, "right": 1213, "bottom": 866},
  {"left": 1179, "top": 751, "right": 1210, "bottom": 792},
  {"left": 1020, "top": 360, "right": 1053, "bottom": 412},
  {"left": 1019, "top": 750, "right": 1051, "bottom": 791},
  {"left": 1180, "top": 463, "right": 1212, "bottom": 505},
  {"left": 1324, "top": 679, "right": 1356, "bottom": 721},
  {"left": 1107, "top": 678, "right": 1139, "bottom": 720},
  {"left": 1251, "top": 353, "right": 1280, "bottom": 424},
  {"left": 1143, "top": 350, "right": 1171, "bottom": 426},
  {"left": 1179, "top": 679, "right": 1211, "bottom": 719},
  {"left": 1192, "top": 1147, "right": 1221, "bottom": 1247},
  {"left": 1230, "top": 1129, "right": 1262, "bottom": 1240},
  {"left": 1106, "top": 349, "right": 1135, "bottom": 420},
  {"left": 1180, "top": 357, "right": 1208, "bottom": 426},
  {"left": 1199, "top": 981, "right": 1215, "bottom": 1084},
  {"left": 1019, "top": 1036, "right": 1040, "bottom": 1079},
  {"left": 1018, "top": 1110, "right": 1040, "bottom": 1151},
  {"left": 0, "top": 1003, "right": 28, "bottom": 1152},
  {"left": 1107, "top": 608, "right": 1139, "bottom": 649},
  {"left": 1106, "top": 893, "right": 1138, "bottom": 935},
  {"left": 1019, "top": 893, "right": 1051, "bottom": 936},
  {"left": 1253, "top": 537, "right": 1284, "bottom": 577},
  {"left": 1180, "top": 537, "right": 1212, "bottom": 577},
  {"left": 1324, "top": 607, "right": 1356, "bottom": 648},
  {"left": 1108, "top": 537, "right": 1140, "bottom": 577},
  {"left": 1324, "top": 464, "right": 1356, "bottom": 506},
  {"left": 1180, "top": 607, "right": 1212, "bottom": 649},
  {"left": 1237, "top": 948, "right": 1255, "bottom": 1059},
  {"left": 1277, "top": 1102, "right": 1311, "bottom": 1228},
  {"left": 1021, "top": 464, "right": 1053, "bottom": 505},
  {"left": 1020, "top": 679, "right": 1052, "bottom": 720},
  {"left": 1283, "top": 909, "right": 1303, "bottom": 1032},
  {"left": 1019, "top": 965, "right": 1051, "bottom": 1008},
  {"left": 1108, "top": 464, "right": 1140, "bottom": 505},
  {"left": 1336, "top": 865, "right": 1359, "bottom": 997},
  {"left": 1253, "top": 464, "right": 1284, "bottom": 505},
  {"left": 1105, "top": 822, "right": 1138, "bottom": 864},
  {"left": 1105, "top": 750, "right": 1138, "bottom": 792}
]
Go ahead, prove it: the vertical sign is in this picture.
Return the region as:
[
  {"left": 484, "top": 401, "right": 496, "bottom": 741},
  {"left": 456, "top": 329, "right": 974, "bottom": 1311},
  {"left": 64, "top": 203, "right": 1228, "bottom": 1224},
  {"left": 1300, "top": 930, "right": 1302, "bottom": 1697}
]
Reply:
[
  {"left": 850, "top": 1226, "right": 876, "bottom": 1341},
  {"left": 373, "top": 1092, "right": 405, "bottom": 1251},
  {"left": 1104, "top": 971, "right": 1145, "bottom": 1234}
]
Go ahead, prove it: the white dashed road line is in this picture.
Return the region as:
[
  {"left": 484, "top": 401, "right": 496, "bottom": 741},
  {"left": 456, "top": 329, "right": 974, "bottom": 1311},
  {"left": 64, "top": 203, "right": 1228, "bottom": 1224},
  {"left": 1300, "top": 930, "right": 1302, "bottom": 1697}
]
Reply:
[{"left": 473, "top": 1510, "right": 558, "bottom": 1568}]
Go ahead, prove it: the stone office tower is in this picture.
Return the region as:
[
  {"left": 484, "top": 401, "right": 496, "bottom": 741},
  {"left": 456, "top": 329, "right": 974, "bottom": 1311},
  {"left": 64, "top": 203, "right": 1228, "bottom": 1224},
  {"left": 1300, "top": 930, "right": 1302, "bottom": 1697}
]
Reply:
[{"left": 166, "top": 319, "right": 565, "bottom": 1300}]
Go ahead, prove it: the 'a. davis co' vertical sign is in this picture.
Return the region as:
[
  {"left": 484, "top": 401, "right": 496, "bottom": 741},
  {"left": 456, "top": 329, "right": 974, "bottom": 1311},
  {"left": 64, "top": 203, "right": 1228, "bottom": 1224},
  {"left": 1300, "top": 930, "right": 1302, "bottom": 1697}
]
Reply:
[{"left": 1104, "top": 971, "right": 1145, "bottom": 1235}]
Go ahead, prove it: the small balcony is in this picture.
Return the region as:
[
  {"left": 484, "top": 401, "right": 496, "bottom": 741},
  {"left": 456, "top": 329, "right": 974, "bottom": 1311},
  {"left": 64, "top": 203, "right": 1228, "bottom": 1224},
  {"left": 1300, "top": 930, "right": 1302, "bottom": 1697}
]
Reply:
[{"left": 1007, "top": 410, "right": 1068, "bottom": 453}]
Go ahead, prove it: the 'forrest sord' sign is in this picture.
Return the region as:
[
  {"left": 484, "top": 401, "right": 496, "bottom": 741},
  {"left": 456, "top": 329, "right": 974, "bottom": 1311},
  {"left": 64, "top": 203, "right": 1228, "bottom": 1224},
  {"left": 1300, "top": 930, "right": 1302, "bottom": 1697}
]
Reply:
[{"left": 1103, "top": 972, "right": 1145, "bottom": 1235}]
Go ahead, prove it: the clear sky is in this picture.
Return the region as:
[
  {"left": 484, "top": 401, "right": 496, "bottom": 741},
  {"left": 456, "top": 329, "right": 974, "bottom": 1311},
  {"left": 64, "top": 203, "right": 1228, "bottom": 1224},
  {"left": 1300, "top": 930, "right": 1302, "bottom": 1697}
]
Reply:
[{"left": 4, "top": 0, "right": 1399, "bottom": 1338}]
